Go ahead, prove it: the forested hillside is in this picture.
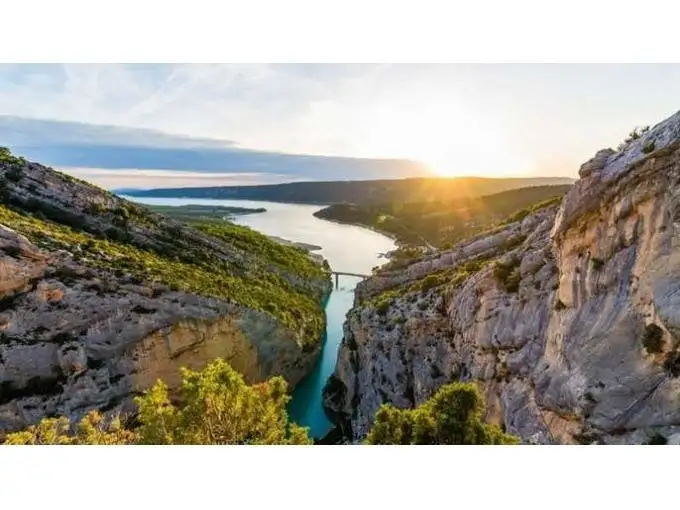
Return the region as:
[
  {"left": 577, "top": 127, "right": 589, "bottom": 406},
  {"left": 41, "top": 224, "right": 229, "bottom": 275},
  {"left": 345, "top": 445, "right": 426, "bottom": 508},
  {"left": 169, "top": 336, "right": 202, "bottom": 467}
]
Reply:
[
  {"left": 123, "top": 176, "right": 574, "bottom": 205},
  {"left": 314, "top": 184, "right": 571, "bottom": 248}
]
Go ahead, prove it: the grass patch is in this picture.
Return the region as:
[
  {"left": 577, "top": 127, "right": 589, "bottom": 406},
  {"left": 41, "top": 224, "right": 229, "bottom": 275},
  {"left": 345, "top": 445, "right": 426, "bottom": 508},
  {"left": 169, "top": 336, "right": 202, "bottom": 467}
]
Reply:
[{"left": 499, "top": 195, "right": 564, "bottom": 226}]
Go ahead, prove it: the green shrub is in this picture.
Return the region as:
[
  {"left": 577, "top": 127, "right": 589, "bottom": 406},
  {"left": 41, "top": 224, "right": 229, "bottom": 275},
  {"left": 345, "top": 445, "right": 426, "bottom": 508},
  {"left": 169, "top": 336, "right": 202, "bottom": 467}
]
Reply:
[
  {"left": 493, "top": 256, "right": 522, "bottom": 293},
  {"left": 87, "top": 202, "right": 107, "bottom": 215},
  {"left": 591, "top": 258, "right": 604, "bottom": 271},
  {"left": 4, "top": 359, "right": 311, "bottom": 445},
  {"left": 642, "top": 141, "right": 656, "bottom": 154},
  {"left": 646, "top": 433, "right": 667, "bottom": 445},
  {"left": 5, "top": 167, "right": 23, "bottom": 182},
  {"left": 618, "top": 126, "right": 650, "bottom": 151},
  {"left": 375, "top": 297, "right": 392, "bottom": 316},
  {"left": 0, "top": 203, "right": 325, "bottom": 346},
  {"left": 642, "top": 324, "right": 664, "bottom": 353},
  {"left": 501, "top": 234, "right": 527, "bottom": 252},
  {"left": 366, "top": 381, "right": 519, "bottom": 445},
  {"left": 462, "top": 259, "right": 484, "bottom": 273},
  {"left": 420, "top": 273, "right": 445, "bottom": 292},
  {"left": 504, "top": 208, "right": 530, "bottom": 225}
]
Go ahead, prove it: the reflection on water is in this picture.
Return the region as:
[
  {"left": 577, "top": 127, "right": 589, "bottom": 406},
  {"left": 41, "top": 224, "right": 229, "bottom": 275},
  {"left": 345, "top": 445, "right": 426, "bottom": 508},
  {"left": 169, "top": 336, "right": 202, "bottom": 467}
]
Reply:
[{"left": 124, "top": 196, "right": 396, "bottom": 438}]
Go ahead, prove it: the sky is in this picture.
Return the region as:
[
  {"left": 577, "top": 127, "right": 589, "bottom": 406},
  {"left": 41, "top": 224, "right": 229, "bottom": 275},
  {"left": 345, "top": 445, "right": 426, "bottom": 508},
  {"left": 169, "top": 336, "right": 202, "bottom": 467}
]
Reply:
[{"left": 2, "top": 63, "right": 680, "bottom": 187}]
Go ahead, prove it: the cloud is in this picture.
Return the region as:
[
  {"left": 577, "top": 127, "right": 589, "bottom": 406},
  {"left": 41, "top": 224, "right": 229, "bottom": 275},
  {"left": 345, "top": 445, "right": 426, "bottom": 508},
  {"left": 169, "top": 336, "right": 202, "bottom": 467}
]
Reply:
[
  {"left": 2, "top": 64, "right": 680, "bottom": 179},
  {"left": 0, "top": 64, "right": 394, "bottom": 155},
  {"left": 0, "top": 115, "right": 236, "bottom": 148},
  {"left": 4, "top": 116, "right": 432, "bottom": 186},
  {"left": 61, "top": 167, "right": 298, "bottom": 190}
]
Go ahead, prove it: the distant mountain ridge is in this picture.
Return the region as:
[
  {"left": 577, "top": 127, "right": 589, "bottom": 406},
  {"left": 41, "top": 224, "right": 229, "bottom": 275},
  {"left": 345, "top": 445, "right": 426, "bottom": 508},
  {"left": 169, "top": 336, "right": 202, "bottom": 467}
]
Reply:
[
  {"left": 122, "top": 176, "right": 575, "bottom": 205},
  {"left": 2, "top": 116, "right": 432, "bottom": 181}
]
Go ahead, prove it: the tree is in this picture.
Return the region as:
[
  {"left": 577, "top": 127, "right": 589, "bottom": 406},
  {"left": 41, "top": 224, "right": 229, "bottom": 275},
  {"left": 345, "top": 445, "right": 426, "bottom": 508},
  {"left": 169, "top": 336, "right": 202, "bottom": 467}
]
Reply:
[
  {"left": 4, "top": 411, "right": 135, "bottom": 445},
  {"left": 3, "top": 359, "right": 312, "bottom": 445},
  {"left": 136, "top": 358, "right": 312, "bottom": 445},
  {"left": 366, "top": 382, "right": 520, "bottom": 445}
]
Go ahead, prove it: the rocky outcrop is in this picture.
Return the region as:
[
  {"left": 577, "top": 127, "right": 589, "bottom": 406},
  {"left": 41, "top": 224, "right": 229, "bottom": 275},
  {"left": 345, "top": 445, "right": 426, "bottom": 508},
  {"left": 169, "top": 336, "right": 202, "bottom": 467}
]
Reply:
[
  {"left": 0, "top": 152, "right": 331, "bottom": 436},
  {"left": 326, "top": 109, "right": 680, "bottom": 445}
]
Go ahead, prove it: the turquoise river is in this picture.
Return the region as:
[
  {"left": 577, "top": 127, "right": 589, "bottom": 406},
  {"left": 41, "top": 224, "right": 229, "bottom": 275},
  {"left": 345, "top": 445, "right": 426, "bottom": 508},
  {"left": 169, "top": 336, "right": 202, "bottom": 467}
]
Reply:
[{"left": 124, "top": 196, "right": 396, "bottom": 439}]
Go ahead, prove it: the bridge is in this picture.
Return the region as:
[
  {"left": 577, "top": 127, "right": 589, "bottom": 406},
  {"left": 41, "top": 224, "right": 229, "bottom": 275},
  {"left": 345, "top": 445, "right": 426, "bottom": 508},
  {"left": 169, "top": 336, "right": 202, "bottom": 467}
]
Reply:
[{"left": 330, "top": 271, "right": 370, "bottom": 289}]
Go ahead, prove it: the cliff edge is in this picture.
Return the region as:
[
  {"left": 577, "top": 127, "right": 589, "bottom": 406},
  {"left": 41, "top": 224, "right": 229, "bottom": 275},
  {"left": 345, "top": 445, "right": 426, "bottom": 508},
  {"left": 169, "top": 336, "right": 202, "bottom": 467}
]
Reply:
[
  {"left": 325, "top": 110, "right": 680, "bottom": 445},
  {"left": 0, "top": 149, "right": 331, "bottom": 436}
]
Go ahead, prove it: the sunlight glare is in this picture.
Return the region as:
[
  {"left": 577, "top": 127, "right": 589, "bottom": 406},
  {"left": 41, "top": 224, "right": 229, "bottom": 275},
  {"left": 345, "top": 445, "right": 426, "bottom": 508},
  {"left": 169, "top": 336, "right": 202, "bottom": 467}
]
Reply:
[{"left": 354, "top": 93, "right": 536, "bottom": 178}]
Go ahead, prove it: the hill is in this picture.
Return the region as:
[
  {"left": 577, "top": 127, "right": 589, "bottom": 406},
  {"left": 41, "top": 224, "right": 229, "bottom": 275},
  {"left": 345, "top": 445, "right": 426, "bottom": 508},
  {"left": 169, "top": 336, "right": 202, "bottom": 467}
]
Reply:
[
  {"left": 314, "top": 184, "right": 572, "bottom": 249},
  {"left": 122, "top": 176, "right": 575, "bottom": 205},
  {"left": 0, "top": 147, "right": 331, "bottom": 437},
  {"left": 324, "top": 108, "right": 680, "bottom": 445}
]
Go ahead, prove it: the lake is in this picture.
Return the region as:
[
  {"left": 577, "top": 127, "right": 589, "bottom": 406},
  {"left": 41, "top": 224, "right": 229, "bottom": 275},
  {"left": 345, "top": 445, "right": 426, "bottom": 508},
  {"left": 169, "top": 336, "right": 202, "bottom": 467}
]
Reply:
[{"left": 123, "top": 196, "right": 396, "bottom": 438}]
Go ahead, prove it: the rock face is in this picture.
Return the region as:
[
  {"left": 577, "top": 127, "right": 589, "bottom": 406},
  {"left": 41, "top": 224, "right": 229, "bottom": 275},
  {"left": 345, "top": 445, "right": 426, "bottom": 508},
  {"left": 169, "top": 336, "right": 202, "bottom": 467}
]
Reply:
[
  {"left": 326, "top": 109, "right": 680, "bottom": 445},
  {"left": 0, "top": 152, "right": 331, "bottom": 436}
]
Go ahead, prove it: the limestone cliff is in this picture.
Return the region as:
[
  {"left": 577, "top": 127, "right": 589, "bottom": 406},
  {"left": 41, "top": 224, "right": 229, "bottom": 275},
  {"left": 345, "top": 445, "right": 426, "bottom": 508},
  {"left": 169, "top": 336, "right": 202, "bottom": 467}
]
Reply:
[
  {"left": 0, "top": 150, "right": 331, "bottom": 436},
  {"left": 325, "top": 110, "right": 680, "bottom": 445}
]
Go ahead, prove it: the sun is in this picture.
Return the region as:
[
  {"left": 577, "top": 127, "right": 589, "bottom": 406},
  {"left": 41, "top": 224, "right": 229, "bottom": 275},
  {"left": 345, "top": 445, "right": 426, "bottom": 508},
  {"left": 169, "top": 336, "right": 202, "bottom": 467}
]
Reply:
[{"left": 353, "top": 93, "right": 535, "bottom": 178}]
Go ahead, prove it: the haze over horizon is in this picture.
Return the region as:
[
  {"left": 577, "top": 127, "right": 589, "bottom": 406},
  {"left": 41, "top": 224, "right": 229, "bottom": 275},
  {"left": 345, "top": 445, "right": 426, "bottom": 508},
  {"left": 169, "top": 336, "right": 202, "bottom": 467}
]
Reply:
[{"left": 2, "top": 64, "right": 680, "bottom": 188}]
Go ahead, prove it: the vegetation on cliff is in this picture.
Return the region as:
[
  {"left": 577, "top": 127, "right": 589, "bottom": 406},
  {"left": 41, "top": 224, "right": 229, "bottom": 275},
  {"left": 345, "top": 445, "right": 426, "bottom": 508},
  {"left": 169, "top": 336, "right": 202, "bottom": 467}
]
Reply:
[
  {"left": 366, "top": 382, "right": 519, "bottom": 445},
  {"left": 0, "top": 203, "right": 325, "bottom": 345},
  {"left": 143, "top": 203, "right": 267, "bottom": 222},
  {"left": 314, "top": 185, "right": 570, "bottom": 249},
  {"left": 5, "top": 361, "right": 517, "bottom": 446},
  {"left": 0, "top": 148, "right": 330, "bottom": 346},
  {"left": 4, "top": 359, "right": 311, "bottom": 445},
  {"left": 125, "top": 176, "right": 573, "bottom": 205}
]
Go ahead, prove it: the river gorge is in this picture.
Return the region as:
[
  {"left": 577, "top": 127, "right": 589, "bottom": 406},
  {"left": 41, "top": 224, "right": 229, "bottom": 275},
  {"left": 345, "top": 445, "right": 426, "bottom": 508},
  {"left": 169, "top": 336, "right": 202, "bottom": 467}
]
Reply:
[{"left": 123, "top": 196, "right": 396, "bottom": 438}]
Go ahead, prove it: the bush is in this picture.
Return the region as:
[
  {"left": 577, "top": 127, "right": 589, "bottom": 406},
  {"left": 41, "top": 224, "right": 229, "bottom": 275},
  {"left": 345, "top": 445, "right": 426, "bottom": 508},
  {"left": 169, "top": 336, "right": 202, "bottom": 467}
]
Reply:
[
  {"left": 5, "top": 167, "right": 23, "bottom": 182},
  {"left": 646, "top": 433, "right": 667, "bottom": 445},
  {"left": 642, "top": 324, "right": 664, "bottom": 354},
  {"left": 87, "top": 202, "right": 107, "bottom": 215},
  {"left": 493, "top": 256, "right": 522, "bottom": 293},
  {"left": 3, "top": 411, "right": 135, "bottom": 445},
  {"left": 4, "top": 359, "right": 312, "bottom": 445},
  {"left": 618, "top": 126, "right": 650, "bottom": 151},
  {"left": 591, "top": 258, "right": 604, "bottom": 271},
  {"left": 461, "top": 260, "right": 483, "bottom": 273},
  {"left": 420, "top": 273, "right": 445, "bottom": 292},
  {"left": 366, "top": 381, "right": 519, "bottom": 445},
  {"left": 663, "top": 351, "right": 680, "bottom": 377},
  {"left": 136, "top": 359, "right": 312, "bottom": 445},
  {"left": 504, "top": 208, "right": 531, "bottom": 225},
  {"left": 642, "top": 141, "right": 656, "bottom": 154},
  {"left": 375, "top": 297, "right": 392, "bottom": 316}
]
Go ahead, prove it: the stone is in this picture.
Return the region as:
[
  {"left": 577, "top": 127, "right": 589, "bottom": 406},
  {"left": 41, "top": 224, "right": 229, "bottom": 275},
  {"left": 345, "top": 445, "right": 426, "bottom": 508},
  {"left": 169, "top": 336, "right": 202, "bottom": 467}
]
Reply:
[
  {"left": 325, "top": 108, "right": 680, "bottom": 444},
  {"left": 0, "top": 155, "right": 333, "bottom": 435},
  {"left": 578, "top": 148, "right": 615, "bottom": 178}
]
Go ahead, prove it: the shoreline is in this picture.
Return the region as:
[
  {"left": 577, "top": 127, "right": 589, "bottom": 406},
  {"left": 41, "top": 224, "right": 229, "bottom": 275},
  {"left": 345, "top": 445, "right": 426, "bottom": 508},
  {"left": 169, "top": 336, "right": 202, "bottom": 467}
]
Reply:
[
  {"left": 267, "top": 235, "right": 323, "bottom": 252},
  {"left": 312, "top": 214, "right": 400, "bottom": 243}
]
